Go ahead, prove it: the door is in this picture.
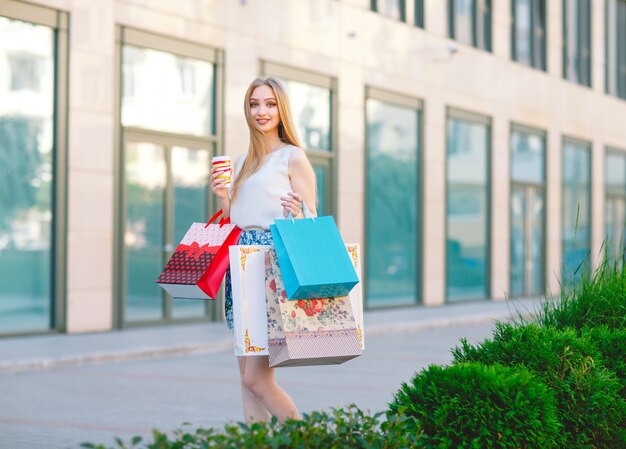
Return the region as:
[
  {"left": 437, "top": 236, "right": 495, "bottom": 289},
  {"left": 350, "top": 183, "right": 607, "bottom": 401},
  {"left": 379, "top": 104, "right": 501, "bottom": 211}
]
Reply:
[
  {"left": 510, "top": 184, "right": 545, "bottom": 296},
  {"left": 121, "top": 138, "right": 211, "bottom": 325}
]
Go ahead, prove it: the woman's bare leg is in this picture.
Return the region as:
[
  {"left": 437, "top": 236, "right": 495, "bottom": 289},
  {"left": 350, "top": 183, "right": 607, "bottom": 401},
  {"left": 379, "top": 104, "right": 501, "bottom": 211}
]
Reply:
[
  {"left": 237, "top": 357, "right": 270, "bottom": 423},
  {"left": 238, "top": 355, "right": 301, "bottom": 422}
]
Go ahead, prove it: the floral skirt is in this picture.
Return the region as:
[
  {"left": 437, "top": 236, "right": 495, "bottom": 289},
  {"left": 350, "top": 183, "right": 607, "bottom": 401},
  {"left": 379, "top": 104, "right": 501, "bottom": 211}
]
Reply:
[{"left": 224, "top": 229, "right": 274, "bottom": 330}]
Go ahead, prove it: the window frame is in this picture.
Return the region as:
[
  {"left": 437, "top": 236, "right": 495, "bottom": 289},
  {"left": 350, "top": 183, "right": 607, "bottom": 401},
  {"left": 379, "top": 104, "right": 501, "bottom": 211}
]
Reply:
[
  {"left": 370, "top": 0, "right": 425, "bottom": 28},
  {"left": 604, "top": 146, "right": 626, "bottom": 257},
  {"left": 371, "top": 0, "right": 406, "bottom": 22},
  {"left": 509, "top": 123, "right": 548, "bottom": 297},
  {"left": 605, "top": 0, "right": 626, "bottom": 100},
  {"left": 448, "top": 0, "right": 493, "bottom": 52},
  {"left": 0, "top": 1, "right": 69, "bottom": 337},
  {"left": 561, "top": 136, "right": 593, "bottom": 283},
  {"left": 444, "top": 107, "right": 492, "bottom": 302},
  {"left": 562, "top": 0, "right": 592, "bottom": 87},
  {"left": 363, "top": 86, "right": 423, "bottom": 309},
  {"left": 511, "top": 0, "right": 547, "bottom": 71},
  {"left": 113, "top": 26, "right": 224, "bottom": 329}
]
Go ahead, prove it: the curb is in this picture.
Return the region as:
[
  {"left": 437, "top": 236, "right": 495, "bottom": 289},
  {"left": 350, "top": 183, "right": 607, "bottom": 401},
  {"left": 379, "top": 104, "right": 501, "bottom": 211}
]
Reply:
[
  {"left": 0, "top": 340, "right": 233, "bottom": 375},
  {"left": 0, "top": 310, "right": 530, "bottom": 375}
]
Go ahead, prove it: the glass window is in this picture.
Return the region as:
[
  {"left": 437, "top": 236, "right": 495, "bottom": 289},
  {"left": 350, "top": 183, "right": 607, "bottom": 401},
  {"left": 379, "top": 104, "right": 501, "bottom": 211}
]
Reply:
[
  {"left": 563, "top": 0, "right": 591, "bottom": 86},
  {"left": 371, "top": 0, "right": 405, "bottom": 21},
  {"left": 171, "top": 146, "right": 210, "bottom": 319},
  {"left": 446, "top": 114, "right": 490, "bottom": 301},
  {"left": 0, "top": 16, "right": 56, "bottom": 334},
  {"left": 512, "top": 0, "right": 546, "bottom": 70},
  {"left": 366, "top": 97, "right": 420, "bottom": 307},
  {"left": 267, "top": 70, "right": 335, "bottom": 216},
  {"left": 279, "top": 79, "right": 331, "bottom": 152},
  {"left": 562, "top": 139, "right": 591, "bottom": 285},
  {"left": 121, "top": 45, "right": 215, "bottom": 137},
  {"left": 510, "top": 127, "right": 546, "bottom": 297},
  {"left": 449, "top": 0, "right": 492, "bottom": 51},
  {"left": 511, "top": 128, "right": 545, "bottom": 183},
  {"left": 415, "top": 0, "right": 425, "bottom": 27},
  {"left": 118, "top": 30, "right": 218, "bottom": 327},
  {"left": 124, "top": 142, "right": 166, "bottom": 322},
  {"left": 605, "top": 149, "right": 626, "bottom": 260},
  {"left": 606, "top": 0, "right": 626, "bottom": 100}
]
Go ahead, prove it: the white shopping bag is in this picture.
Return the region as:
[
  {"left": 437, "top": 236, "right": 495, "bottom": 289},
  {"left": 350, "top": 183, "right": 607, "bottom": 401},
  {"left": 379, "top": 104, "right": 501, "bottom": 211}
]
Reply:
[
  {"left": 345, "top": 244, "right": 365, "bottom": 350},
  {"left": 229, "top": 245, "right": 272, "bottom": 356}
]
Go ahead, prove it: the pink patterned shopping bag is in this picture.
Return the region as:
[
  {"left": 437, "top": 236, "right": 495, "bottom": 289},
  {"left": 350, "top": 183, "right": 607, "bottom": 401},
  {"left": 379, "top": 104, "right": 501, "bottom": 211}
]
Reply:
[{"left": 265, "top": 249, "right": 363, "bottom": 368}]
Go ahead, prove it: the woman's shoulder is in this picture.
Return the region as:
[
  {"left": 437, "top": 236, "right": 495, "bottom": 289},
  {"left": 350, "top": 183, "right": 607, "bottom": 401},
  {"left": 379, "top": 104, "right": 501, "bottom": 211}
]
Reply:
[
  {"left": 285, "top": 145, "right": 307, "bottom": 161},
  {"left": 286, "top": 145, "right": 313, "bottom": 175}
]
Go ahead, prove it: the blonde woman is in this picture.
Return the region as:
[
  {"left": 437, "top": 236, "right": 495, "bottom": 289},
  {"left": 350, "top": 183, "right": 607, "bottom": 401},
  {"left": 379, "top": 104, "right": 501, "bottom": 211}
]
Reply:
[{"left": 211, "top": 77, "right": 317, "bottom": 423}]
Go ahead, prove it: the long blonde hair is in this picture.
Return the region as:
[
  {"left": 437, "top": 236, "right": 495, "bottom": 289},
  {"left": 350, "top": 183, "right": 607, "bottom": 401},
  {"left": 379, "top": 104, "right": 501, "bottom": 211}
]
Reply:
[{"left": 230, "top": 77, "right": 301, "bottom": 201}]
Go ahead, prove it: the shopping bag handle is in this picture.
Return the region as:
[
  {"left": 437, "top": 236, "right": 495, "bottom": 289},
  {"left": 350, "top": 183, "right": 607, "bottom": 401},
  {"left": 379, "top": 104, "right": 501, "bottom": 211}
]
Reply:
[
  {"left": 206, "top": 210, "right": 231, "bottom": 228},
  {"left": 287, "top": 200, "right": 315, "bottom": 223}
]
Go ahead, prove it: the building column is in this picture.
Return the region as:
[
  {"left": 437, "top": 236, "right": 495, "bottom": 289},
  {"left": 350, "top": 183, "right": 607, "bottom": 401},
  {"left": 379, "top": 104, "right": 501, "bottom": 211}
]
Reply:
[
  {"left": 421, "top": 97, "right": 446, "bottom": 306},
  {"left": 489, "top": 0, "right": 512, "bottom": 300},
  {"left": 66, "top": 0, "right": 116, "bottom": 333}
]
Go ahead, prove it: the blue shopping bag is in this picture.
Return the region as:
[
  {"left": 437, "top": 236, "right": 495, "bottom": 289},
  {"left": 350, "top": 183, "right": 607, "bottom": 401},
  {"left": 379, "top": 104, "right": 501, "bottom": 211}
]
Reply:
[{"left": 270, "top": 211, "right": 359, "bottom": 300}]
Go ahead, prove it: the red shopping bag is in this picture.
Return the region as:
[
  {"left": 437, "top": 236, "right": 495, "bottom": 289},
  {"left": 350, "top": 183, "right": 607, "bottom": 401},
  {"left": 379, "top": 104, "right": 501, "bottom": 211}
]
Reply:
[{"left": 156, "top": 210, "right": 241, "bottom": 299}]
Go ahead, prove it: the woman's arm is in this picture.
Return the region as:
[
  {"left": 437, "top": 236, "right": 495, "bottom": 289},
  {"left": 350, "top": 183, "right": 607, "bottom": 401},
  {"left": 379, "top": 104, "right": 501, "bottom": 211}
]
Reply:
[
  {"left": 283, "top": 148, "right": 318, "bottom": 218},
  {"left": 211, "top": 167, "right": 232, "bottom": 218}
]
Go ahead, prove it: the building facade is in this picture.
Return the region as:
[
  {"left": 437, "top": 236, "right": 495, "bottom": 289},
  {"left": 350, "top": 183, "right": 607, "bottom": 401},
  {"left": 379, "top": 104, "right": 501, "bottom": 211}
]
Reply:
[{"left": 0, "top": 0, "right": 625, "bottom": 336}]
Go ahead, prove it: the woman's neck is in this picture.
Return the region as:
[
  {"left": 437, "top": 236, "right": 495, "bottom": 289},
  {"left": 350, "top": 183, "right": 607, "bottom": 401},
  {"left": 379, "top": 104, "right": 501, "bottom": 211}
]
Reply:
[{"left": 264, "top": 136, "right": 285, "bottom": 153}]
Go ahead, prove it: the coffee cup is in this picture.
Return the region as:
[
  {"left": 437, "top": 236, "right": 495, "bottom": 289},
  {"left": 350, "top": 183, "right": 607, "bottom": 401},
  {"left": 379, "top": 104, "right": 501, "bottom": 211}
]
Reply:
[{"left": 212, "top": 155, "right": 231, "bottom": 187}]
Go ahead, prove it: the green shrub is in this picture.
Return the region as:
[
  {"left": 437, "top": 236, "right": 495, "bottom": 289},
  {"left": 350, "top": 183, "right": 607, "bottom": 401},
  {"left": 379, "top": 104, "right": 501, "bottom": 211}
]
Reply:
[
  {"left": 80, "top": 405, "right": 420, "bottom": 449},
  {"left": 452, "top": 323, "right": 626, "bottom": 449},
  {"left": 388, "top": 362, "right": 559, "bottom": 449},
  {"left": 583, "top": 325, "right": 626, "bottom": 399},
  {"left": 534, "top": 254, "right": 625, "bottom": 330}
]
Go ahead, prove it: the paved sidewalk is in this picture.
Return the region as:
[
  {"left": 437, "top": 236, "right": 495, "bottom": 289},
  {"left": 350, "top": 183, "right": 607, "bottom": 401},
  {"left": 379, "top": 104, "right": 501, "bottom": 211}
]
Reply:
[
  {"left": 0, "top": 297, "right": 543, "bottom": 449},
  {"left": 0, "top": 297, "right": 539, "bottom": 374}
]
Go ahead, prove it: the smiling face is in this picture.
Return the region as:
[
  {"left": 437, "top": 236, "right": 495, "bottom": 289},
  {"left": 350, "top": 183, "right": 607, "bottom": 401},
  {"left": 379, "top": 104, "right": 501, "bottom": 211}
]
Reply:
[{"left": 249, "top": 84, "right": 281, "bottom": 135}]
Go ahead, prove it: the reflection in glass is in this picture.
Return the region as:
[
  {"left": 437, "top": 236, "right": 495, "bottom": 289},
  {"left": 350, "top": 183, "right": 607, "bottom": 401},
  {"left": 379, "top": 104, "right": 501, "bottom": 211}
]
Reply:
[
  {"left": 121, "top": 45, "right": 214, "bottom": 137},
  {"left": 606, "top": 0, "right": 626, "bottom": 99},
  {"left": 0, "top": 17, "right": 55, "bottom": 333},
  {"left": 510, "top": 188, "right": 525, "bottom": 296},
  {"left": 450, "top": 0, "right": 491, "bottom": 50},
  {"left": 564, "top": 0, "right": 591, "bottom": 85},
  {"left": 511, "top": 129, "right": 544, "bottom": 183},
  {"left": 606, "top": 150, "right": 626, "bottom": 195},
  {"left": 475, "top": 0, "right": 491, "bottom": 51},
  {"left": 366, "top": 99, "right": 419, "bottom": 306},
  {"left": 562, "top": 141, "right": 591, "bottom": 285},
  {"left": 530, "top": 189, "right": 545, "bottom": 293},
  {"left": 171, "top": 146, "right": 210, "bottom": 319},
  {"left": 532, "top": 0, "right": 547, "bottom": 69},
  {"left": 312, "top": 163, "right": 327, "bottom": 216},
  {"left": 454, "top": 0, "right": 473, "bottom": 46},
  {"left": 124, "top": 142, "right": 166, "bottom": 322},
  {"left": 279, "top": 79, "right": 331, "bottom": 152},
  {"left": 510, "top": 128, "right": 545, "bottom": 297},
  {"left": 514, "top": 0, "right": 532, "bottom": 65},
  {"left": 446, "top": 117, "right": 489, "bottom": 301},
  {"left": 605, "top": 150, "right": 626, "bottom": 260},
  {"left": 512, "top": 0, "right": 546, "bottom": 69},
  {"left": 373, "top": 0, "right": 404, "bottom": 21}
]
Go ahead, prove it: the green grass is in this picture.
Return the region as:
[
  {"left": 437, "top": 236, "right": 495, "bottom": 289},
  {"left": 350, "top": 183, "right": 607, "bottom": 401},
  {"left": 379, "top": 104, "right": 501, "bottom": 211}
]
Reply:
[{"left": 533, "top": 249, "right": 625, "bottom": 330}]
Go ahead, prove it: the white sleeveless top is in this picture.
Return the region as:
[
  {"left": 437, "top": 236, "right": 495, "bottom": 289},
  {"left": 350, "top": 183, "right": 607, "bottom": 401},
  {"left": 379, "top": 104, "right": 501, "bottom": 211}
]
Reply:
[{"left": 229, "top": 145, "right": 296, "bottom": 230}]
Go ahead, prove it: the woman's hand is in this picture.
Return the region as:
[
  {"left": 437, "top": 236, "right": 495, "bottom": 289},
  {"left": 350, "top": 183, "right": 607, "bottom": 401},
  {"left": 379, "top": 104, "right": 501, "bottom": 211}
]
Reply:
[
  {"left": 281, "top": 192, "right": 304, "bottom": 218},
  {"left": 211, "top": 170, "right": 230, "bottom": 201}
]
